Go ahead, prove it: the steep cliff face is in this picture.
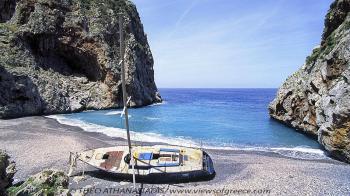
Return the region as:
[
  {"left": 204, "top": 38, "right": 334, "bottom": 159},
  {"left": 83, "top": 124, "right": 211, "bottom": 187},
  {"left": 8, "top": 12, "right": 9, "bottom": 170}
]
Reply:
[
  {"left": 0, "top": 0, "right": 161, "bottom": 118},
  {"left": 269, "top": 0, "right": 350, "bottom": 163}
]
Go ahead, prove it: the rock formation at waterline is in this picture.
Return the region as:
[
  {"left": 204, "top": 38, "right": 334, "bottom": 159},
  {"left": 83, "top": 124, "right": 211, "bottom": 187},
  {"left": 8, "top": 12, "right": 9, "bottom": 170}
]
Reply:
[
  {"left": 0, "top": 0, "right": 161, "bottom": 119},
  {"left": 269, "top": 0, "right": 350, "bottom": 163}
]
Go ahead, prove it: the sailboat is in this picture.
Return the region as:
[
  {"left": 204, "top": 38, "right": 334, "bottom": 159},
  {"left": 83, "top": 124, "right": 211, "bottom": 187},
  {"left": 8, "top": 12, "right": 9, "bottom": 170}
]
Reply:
[{"left": 68, "top": 15, "right": 215, "bottom": 184}]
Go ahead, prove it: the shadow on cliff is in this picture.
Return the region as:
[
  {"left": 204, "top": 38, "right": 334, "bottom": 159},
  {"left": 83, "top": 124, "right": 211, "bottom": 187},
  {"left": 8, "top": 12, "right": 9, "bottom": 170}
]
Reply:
[
  {"left": 23, "top": 33, "right": 104, "bottom": 82},
  {"left": 0, "top": 65, "right": 44, "bottom": 118},
  {"left": 268, "top": 118, "right": 319, "bottom": 140}
]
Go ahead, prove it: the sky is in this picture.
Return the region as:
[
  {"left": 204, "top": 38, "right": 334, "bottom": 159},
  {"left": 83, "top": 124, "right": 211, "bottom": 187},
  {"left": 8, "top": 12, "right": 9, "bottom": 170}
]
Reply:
[{"left": 131, "top": 0, "right": 333, "bottom": 88}]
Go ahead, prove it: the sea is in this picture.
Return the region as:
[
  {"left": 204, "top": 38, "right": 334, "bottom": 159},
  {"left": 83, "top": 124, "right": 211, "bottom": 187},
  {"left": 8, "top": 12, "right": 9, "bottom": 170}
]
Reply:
[{"left": 48, "top": 88, "right": 329, "bottom": 160}]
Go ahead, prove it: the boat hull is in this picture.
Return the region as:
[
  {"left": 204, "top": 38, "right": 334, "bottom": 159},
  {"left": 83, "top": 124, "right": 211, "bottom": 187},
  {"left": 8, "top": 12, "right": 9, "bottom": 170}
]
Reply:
[{"left": 76, "top": 145, "right": 215, "bottom": 181}]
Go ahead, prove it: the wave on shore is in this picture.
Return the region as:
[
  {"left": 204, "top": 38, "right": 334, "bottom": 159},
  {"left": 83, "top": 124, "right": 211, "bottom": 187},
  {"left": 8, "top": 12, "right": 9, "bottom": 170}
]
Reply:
[
  {"left": 47, "top": 115, "right": 329, "bottom": 160},
  {"left": 148, "top": 101, "right": 167, "bottom": 107},
  {"left": 105, "top": 111, "right": 123, "bottom": 115},
  {"left": 104, "top": 111, "right": 132, "bottom": 118},
  {"left": 47, "top": 115, "right": 198, "bottom": 147}
]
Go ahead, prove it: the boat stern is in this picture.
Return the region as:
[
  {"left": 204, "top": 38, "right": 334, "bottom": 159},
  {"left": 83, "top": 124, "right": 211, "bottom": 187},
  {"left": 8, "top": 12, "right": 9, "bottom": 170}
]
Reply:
[{"left": 202, "top": 151, "right": 215, "bottom": 176}]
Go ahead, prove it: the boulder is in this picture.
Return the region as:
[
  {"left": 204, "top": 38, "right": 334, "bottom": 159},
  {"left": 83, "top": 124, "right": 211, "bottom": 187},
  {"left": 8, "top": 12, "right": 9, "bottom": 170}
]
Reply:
[
  {"left": 7, "top": 169, "right": 69, "bottom": 196},
  {"left": 0, "top": 150, "right": 16, "bottom": 195}
]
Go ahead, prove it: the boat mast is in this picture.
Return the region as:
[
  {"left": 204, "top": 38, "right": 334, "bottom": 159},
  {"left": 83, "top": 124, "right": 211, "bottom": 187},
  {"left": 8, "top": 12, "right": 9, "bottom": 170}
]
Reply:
[
  {"left": 119, "top": 15, "right": 132, "bottom": 156},
  {"left": 119, "top": 14, "right": 137, "bottom": 189}
]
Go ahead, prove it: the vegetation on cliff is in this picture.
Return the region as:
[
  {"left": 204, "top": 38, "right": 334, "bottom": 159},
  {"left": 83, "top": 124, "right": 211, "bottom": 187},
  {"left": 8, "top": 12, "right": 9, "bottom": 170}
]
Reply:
[
  {"left": 269, "top": 0, "right": 350, "bottom": 163},
  {"left": 0, "top": 151, "right": 16, "bottom": 196},
  {"left": 7, "top": 170, "right": 69, "bottom": 196},
  {"left": 0, "top": 0, "right": 161, "bottom": 119}
]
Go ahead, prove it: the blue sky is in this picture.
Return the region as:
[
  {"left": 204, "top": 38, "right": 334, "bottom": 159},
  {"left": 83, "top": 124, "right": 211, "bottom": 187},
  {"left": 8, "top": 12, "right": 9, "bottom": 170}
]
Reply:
[{"left": 132, "top": 0, "right": 333, "bottom": 88}]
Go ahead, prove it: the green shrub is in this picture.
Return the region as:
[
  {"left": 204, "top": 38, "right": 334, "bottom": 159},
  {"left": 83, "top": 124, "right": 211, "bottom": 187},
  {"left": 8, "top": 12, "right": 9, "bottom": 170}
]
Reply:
[{"left": 306, "top": 47, "right": 321, "bottom": 65}]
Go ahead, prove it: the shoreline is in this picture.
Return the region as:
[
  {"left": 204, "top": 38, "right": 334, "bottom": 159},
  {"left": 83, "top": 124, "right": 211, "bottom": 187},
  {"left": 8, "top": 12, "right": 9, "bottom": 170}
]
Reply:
[
  {"left": 47, "top": 114, "right": 330, "bottom": 161},
  {"left": 1, "top": 116, "right": 350, "bottom": 195}
]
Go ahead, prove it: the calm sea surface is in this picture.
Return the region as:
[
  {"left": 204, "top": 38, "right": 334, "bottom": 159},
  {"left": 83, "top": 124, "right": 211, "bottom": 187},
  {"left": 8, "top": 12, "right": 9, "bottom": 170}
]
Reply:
[{"left": 51, "top": 89, "right": 326, "bottom": 159}]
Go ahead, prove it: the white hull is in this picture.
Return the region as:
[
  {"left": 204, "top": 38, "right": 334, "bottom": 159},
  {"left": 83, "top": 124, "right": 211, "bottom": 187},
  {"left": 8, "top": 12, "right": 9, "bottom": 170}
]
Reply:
[{"left": 76, "top": 145, "right": 215, "bottom": 178}]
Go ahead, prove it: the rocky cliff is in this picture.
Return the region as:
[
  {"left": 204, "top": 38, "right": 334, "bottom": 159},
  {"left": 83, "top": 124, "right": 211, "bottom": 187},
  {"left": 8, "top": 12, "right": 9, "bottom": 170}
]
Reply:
[
  {"left": 269, "top": 0, "right": 350, "bottom": 163},
  {"left": 0, "top": 0, "right": 161, "bottom": 119}
]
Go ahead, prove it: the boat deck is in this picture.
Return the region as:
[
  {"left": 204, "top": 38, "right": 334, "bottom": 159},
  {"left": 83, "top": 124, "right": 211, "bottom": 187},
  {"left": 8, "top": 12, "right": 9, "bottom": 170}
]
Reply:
[
  {"left": 100, "top": 151, "right": 124, "bottom": 170},
  {"left": 78, "top": 145, "right": 206, "bottom": 175}
]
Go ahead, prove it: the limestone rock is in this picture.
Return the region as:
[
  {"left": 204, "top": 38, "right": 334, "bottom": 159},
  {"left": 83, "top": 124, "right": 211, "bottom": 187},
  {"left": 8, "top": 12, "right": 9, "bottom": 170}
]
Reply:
[
  {"left": 269, "top": 0, "right": 350, "bottom": 163},
  {"left": 7, "top": 169, "right": 69, "bottom": 196},
  {"left": 0, "top": 0, "right": 161, "bottom": 118},
  {"left": 0, "top": 150, "right": 16, "bottom": 195}
]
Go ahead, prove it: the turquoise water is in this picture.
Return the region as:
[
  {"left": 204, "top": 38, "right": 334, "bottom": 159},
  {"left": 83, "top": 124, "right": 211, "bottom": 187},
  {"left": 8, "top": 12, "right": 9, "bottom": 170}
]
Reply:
[{"left": 52, "top": 89, "right": 322, "bottom": 153}]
